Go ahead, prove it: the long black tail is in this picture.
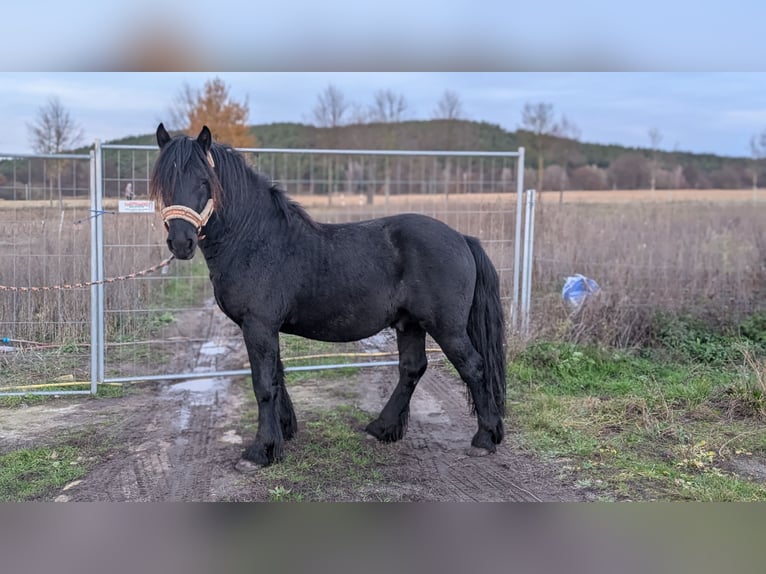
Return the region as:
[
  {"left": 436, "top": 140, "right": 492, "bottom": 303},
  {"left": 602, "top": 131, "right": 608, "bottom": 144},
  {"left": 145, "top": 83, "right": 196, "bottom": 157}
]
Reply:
[{"left": 464, "top": 235, "right": 506, "bottom": 418}]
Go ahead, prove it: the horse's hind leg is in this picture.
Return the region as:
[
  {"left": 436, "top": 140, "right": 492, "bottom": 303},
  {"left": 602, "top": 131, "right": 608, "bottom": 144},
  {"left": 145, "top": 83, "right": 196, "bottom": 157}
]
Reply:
[
  {"left": 434, "top": 333, "right": 504, "bottom": 453},
  {"left": 366, "top": 324, "right": 427, "bottom": 443}
]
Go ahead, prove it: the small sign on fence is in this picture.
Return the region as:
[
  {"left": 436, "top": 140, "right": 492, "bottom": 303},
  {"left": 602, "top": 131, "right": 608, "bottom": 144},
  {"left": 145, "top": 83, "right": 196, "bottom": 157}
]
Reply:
[{"left": 118, "top": 200, "right": 155, "bottom": 213}]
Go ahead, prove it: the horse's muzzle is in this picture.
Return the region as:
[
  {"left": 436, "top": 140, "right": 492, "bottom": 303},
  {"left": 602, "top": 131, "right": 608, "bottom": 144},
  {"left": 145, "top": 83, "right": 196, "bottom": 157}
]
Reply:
[
  {"left": 167, "top": 236, "right": 197, "bottom": 260},
  {"left": 166, "top": 220, "right": 198, "bottom": 260}
]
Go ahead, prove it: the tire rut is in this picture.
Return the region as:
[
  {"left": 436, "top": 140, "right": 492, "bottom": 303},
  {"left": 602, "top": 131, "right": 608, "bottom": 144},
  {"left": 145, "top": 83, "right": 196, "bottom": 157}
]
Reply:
[
  {"left": 359, "top": 330, "right": 584, "bottom": 501},
  {"left": 65, "top": 300, "right": 245, "bottom": 502}
]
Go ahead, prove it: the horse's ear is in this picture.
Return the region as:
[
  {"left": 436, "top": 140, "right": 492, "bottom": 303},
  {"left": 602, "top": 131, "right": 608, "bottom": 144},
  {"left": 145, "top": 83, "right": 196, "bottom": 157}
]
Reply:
[
  {"left": 156, "top": 123, "right": 171, "bottom": 149},
  {"left": 196, "top": 126, "right": 212, "bottom": 153}
]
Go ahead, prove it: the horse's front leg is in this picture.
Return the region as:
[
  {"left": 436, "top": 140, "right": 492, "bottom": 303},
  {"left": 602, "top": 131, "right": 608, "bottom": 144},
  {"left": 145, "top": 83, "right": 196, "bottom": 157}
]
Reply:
[{"left": 240, "top": 319, "right": 284, "bottom": 467}]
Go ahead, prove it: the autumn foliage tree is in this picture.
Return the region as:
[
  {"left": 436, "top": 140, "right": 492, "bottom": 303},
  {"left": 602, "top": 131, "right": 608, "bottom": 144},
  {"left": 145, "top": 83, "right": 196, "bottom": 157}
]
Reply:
[{"left": 169, "top": 77, "right": 256, "bottom": 147}]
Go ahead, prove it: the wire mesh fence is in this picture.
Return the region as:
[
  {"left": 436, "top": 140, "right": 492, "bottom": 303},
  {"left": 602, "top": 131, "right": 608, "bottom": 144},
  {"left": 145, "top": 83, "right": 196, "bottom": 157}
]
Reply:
[
  {"left": 3, "top": 142, "right": 763, "bottom": 395},
  {"left": 0, "top": 153, "right": 92, "bottom": 394},
  {"left": 97, "top": 145, "right": 525, "bottom": 384},
  {"left": 523, "top": 194, "right": 766, "bottom": 346}
]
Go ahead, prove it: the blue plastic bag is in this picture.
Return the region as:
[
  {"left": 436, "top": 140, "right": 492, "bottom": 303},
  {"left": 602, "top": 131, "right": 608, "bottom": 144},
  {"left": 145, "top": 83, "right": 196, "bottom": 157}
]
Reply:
[{"left": 562, "top": 274, "right": 600, "bottom": 311}]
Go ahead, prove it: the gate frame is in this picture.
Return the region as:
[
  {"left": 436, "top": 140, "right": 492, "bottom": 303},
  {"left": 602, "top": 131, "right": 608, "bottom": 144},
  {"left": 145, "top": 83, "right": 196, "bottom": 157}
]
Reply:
[{"left": 91, "top": 144, "right": 528, "bottom": 390}]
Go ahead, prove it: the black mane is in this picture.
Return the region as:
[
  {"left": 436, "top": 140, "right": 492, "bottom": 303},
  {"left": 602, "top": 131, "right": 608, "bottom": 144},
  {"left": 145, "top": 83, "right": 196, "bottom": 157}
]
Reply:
[{"left": 150, "top": 136, "right": 318, "bottom": 230}]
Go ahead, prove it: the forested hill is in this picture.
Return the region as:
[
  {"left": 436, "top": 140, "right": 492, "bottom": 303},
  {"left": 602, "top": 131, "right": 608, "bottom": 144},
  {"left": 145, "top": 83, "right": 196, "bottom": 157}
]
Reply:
[{"left": 107, "top": 120, "right": 757, "bottom": 190}]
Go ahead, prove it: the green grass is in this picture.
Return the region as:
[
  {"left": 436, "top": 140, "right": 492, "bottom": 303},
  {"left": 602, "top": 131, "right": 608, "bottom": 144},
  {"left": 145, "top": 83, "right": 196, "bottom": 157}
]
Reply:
[
  {"left": 508, "top": 327, "right": 766, "bottom": 501},
  {"left": 260, "top": 405, "right": 393, "bottom": 500},
  {"left": 0, "top": 346, "right": 89, "bottom": 391},
  {"left": 0, "top": 446, "right": 86, "bottom": 501},
  {"left": 0, "top": 384, "right": 125, "bottom": 408},
  {"left": 154, "top": 255, "right": 211, "bottom": 309},
  {"left": 0, "top": 429, "right": 110, "bottom": 501},
  {"left": 238, "top": 376, "right": 393, "bottom": 501}
]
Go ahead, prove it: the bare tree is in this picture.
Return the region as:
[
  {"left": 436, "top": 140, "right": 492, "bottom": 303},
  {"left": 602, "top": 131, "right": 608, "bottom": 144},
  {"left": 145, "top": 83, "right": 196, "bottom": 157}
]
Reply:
[
  {"left": 433, "top": 90, "right": 464, "bottom": 120},
  {"left": 168, "top": 82, "right": 196, "bottom": 131},
  {"left": 27, "top": 96, "right": 83, "bottom": 154},
  {"left": 370, "top": 89, "right": 408, "bottom": 123},
  {"left": 749, "top": 129, "right": 766, "bottom": 190},
  {"left": 554, "top": 114, "right": 582, "bottom": 203},
  {"left": 520, "top": 102, "right": 560, "bottom": 193},
  {"left": 648, "top": 127, "right": 663, "bottom": 190},
  {"left": 27, "top": 96, "right": 84, "bottom": 208},
  {"left": 312, "top": 84, "right": 348, "bottom": 128}
]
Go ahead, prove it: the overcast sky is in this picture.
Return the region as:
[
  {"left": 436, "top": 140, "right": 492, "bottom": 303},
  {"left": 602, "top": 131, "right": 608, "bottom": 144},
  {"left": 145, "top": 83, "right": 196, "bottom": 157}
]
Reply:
[{"left": 3, "top": 72, "right": 766, "bottom": 157}]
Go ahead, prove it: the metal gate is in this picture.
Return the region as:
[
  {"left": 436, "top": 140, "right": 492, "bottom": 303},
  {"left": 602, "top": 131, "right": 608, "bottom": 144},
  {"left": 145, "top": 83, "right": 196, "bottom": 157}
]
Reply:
[{"left": 1, "top": 143, "right": 529, "bottom": 395}]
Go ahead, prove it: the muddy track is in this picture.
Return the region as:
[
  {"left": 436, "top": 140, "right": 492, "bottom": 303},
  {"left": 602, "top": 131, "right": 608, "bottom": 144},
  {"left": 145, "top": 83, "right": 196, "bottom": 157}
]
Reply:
[
  {"left": 63, "top": 303, "right": 247, "bottom": 502},
  {"left": 8, "top": 303, "right": 588, "bottom": 501},
  {"left": 356, "top": 334, "right": 585, "bottom": 502}
]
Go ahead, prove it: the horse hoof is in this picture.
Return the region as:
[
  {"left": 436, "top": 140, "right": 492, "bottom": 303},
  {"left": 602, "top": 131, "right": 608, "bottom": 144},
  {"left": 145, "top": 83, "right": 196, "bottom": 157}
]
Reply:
[
  {"left": 235, "top": 459, "right": 263, "bottom": 473},
  {"left": 466, "top": 446, "right": 493, "bottom": 457},
  {"left": 365, "top": 420, "right": 404, "bottom": 443}
]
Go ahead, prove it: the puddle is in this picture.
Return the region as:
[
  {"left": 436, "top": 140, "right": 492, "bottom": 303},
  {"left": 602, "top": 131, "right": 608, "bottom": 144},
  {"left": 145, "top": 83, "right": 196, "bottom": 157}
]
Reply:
[
  {"left": 167, "top": 377, "right": 229, "bottom": 394},
  {"left": 162, "top": 376, "right": 231, "bottom": 429},
  {"left": 199, "top": 341, "right": 228, "bottom": 356}
]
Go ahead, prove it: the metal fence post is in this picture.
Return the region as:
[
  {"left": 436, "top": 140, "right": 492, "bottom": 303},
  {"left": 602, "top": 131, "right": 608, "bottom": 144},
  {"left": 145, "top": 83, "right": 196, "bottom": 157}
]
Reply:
[
  {"left": 90, "top": 149, "right": 98, "bottom": 394},
  {"left": 512, "top": 147, "right": 525, "bottom": 333},
  {"left": 521, "top": 188, "right": 537, "bottom": 336},
  {"left": 91, "top": 140, "right": 106, "bottom": 391}
]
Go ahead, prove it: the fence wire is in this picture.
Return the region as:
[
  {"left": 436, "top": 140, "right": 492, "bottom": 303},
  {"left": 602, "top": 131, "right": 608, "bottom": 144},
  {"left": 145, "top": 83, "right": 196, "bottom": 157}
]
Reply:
[
  {"left": 0, "top": 153, "right": 92, "bottom": 395},
  {"left": 97, "top": 145, "right": 524, "bottom": 384}
]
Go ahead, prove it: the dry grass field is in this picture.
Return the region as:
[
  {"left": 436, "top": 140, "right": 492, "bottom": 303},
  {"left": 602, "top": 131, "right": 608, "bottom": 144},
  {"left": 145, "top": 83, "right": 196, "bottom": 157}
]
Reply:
[
  {"left": 290, "top": 187, "right": 766, "bottom": 208},
  {"left": 1, "top": 188, "right": 764, "bottom": 387}
]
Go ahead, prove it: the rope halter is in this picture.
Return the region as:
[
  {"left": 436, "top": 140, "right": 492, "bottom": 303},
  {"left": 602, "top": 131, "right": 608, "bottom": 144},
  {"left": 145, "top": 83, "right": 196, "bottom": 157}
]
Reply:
[
  {"left": 160, "top": 198, "right": 215, "bottom": 237},
  {"left": 160, "top": 151, "right": 216, "bottom": 238}
]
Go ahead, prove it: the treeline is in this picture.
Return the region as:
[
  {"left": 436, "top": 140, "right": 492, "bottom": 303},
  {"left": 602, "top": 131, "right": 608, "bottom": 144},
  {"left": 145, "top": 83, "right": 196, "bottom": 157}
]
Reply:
[
  {"left": 248, "top": 120, "right": 762, "bottom": 191},
  {"left": 1, "top": 119, "right": 762, "bottom": 200}
]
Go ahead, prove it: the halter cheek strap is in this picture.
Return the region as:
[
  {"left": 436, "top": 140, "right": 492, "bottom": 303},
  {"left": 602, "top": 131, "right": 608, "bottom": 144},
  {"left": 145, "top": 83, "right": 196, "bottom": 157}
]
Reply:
[
  {"left": 161, "top": 198, "right": 215, "bottom": 238},
  {"left": 160, "top": 151, "right": 217, "bottom": 238}
]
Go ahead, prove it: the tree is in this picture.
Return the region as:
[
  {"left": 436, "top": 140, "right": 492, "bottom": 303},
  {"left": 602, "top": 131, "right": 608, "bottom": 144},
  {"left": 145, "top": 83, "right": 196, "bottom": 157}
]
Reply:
[
  {"left": 749, "top": 129, "right": 766, "bottom": 189},
  {"left": 433, "top": 90, "right": 464, "bottom": 120},
  {"left": 27, "top": 96, "right": 83, "bottom": 154},
  {"left": 27, "top": 96, "right": 84, "bottom": 208},
  {"left": 369, "top": 89, "right": 408, "bottom": 123},
  {"left": 520, "top": 102, "right": 562, "bottom": 193},
  {"left": 553, "top": 114, "right": 583, "bottom": 202},
  {"left": 608, "top": 153, "right": 651, "bottom": 189},
  {"left": 648, "top": 127, "right": 663, "bottom": 190},
  {"left": 312, "top": 84, "right": 348, "bottom": 128},
  {"left": 570, "top": 165, "right": 608, "bottom": 190},
  {"left": 169, "top": 77, "right": 256, "bottom": 147}
]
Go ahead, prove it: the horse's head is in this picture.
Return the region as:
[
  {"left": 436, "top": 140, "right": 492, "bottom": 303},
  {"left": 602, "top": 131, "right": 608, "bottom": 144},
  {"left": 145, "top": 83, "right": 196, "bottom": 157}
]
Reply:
[{"left": 152, "top": 123, "right": 219, "bottom": 260}]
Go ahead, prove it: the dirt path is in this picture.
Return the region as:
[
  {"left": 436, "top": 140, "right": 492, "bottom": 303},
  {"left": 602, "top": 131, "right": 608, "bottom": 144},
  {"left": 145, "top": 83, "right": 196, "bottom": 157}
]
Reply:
[
  {"left": 357, "top": 365, "right": 583, "bottom": 501},
  {"left": 1, "top": 304, "right": 591, "bottom": 501}
]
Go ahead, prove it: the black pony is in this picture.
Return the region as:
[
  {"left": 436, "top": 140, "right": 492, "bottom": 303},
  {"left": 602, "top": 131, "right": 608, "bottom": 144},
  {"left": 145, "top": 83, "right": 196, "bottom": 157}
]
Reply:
[{"left": 151, "top": 124, "right": 506, "bottom": 467}]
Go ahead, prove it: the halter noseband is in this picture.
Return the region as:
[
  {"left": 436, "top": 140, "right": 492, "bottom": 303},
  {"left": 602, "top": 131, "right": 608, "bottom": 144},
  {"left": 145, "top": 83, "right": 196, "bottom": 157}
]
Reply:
[
  {"left": 160, "top": 151, "right": 216, "bottom": 238},
  {"left": 161, "top": 198, "right": 215, "bottom": 237}
]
